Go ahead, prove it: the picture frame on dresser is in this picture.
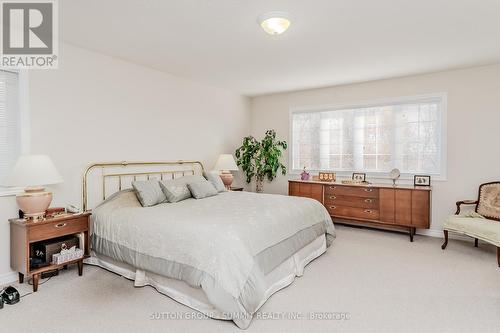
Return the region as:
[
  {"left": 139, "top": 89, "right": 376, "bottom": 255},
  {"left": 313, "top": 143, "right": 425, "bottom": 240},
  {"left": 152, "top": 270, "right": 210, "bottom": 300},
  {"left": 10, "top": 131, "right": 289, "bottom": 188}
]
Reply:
[
  {"left": 352, "top": 172, "right": 366, "bottom": 182},
  {"left": 414, "top": 175, "right": 431, "bottom": 186},
  {"left": 318, "top": 172, "right": 336, "bottom": 182}
]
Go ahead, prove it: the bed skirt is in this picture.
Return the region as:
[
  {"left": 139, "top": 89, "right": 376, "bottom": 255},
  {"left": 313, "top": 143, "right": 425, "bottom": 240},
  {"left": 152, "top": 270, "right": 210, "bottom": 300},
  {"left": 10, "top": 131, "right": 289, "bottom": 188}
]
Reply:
[{"left": 85, "top": 235, "right": 327, "bottom": 329}]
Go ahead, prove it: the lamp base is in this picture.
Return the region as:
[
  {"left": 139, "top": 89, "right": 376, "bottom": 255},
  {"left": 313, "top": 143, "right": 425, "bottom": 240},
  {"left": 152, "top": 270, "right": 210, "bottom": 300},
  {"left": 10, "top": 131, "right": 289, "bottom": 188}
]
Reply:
[
  {"left": 16, "top": 187, "right": 53, "bottom": 220},
  {"left": 219, "top": 171, "right": 234, "bottom": 190}
]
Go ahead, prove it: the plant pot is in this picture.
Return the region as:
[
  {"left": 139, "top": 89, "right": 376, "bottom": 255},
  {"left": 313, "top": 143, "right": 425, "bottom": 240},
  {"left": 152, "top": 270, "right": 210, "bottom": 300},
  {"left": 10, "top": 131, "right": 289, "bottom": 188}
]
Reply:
[{"left": 255, "top": 179, "right": 264, "bottom": 193}]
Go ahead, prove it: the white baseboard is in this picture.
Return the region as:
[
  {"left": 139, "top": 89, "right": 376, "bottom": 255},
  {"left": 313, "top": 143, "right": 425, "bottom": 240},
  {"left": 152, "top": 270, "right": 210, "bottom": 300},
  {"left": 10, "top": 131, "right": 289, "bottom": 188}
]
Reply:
[
  {"left": 0, "top": 271, "right": 17, "bottom": 287},
  {"left": 417, "top": 228, "right": 475, "bottom": 242},
  {"left": 416, "top": 228, "right": 443, "bottom": 238}
]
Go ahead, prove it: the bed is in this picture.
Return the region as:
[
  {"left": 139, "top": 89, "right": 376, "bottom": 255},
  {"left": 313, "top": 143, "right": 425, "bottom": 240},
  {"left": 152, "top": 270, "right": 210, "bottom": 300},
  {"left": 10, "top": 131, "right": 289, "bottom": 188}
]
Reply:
[{"left": 83, "top": 161, "right": 335, "bottom": 329}]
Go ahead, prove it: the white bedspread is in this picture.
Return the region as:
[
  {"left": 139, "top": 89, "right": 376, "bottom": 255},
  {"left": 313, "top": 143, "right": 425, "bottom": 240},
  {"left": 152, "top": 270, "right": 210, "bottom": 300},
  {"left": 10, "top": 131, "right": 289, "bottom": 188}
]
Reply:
[{"left": 92, "top": 190, "right": 335, "bottom": 328}]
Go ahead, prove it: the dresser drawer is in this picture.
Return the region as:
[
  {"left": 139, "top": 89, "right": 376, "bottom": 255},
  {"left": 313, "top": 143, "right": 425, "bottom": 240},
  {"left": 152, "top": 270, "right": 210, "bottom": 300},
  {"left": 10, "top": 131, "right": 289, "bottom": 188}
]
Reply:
[
  {"left": 324, "top": 194, "right": 378, "bottom": 209},
  {"left": 324, "top": 185, "right": 379, "bottom": 198},
  {"left": 326, "top": 205, "right": 380, "bottom": 221},
  {"left": 29, "top": 217, "right": 89, "bottom": 242}
]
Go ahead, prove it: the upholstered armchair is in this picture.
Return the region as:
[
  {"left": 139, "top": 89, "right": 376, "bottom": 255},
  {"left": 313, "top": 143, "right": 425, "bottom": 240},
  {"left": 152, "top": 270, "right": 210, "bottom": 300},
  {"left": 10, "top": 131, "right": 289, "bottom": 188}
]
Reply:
[{"left": 441, "top": 182, "right": 500, "bottom": 267}]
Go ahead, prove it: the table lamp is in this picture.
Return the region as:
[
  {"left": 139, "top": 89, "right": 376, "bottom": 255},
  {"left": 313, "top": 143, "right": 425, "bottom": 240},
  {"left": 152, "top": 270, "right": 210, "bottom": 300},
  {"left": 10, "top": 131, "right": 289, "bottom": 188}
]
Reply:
[
  {"left": 5, "top": 154, "right": 63, "bottom": 220},
  {"left": 213, "top": 154, "right": 239, "bottom": 189}
]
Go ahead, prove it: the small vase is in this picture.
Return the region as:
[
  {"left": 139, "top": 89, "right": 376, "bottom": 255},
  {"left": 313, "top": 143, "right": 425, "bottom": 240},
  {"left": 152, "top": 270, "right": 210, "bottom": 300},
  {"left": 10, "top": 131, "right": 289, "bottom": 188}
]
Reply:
[
  {"left": 255, "top": 179, "right": 264, "bottom": 193},
  {"left": 300, "top": 167, "right": 310, "bottom": 181}
]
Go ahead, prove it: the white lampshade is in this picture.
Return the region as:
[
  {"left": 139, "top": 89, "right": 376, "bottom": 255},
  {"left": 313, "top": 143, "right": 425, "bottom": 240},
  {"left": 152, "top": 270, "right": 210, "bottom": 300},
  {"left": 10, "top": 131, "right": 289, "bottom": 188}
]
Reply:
[
  {"left": 5, "top": 154, "right": 63, "bottom": 187},
  {"left": 213, "top": 154, "right": 239, "bottom": 171}
]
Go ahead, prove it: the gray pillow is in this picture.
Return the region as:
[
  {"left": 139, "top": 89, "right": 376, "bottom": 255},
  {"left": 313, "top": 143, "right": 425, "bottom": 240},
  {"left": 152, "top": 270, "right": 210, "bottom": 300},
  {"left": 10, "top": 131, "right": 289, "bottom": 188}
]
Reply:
[
  {"left": 132, "top": 180, "right": 166, "bottom": 207},
  {"left": 203, "top": 170, "right": 227, "bottom": 192},
  {"left": 187, "top": 180, "right": 218, "bottom": 199},
  {"left": 160, "top": 175, "right": 206, "bottom": 203}
]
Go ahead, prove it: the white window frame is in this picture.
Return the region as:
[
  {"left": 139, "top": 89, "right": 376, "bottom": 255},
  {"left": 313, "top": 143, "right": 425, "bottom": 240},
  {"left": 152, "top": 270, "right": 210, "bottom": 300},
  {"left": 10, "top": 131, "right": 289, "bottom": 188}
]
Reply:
[
  {"left": 0, "top": 69, "right": 30, "bottom": 196},
  {"left": 289, "top": 93, "right": 447, "bottom": 181}
]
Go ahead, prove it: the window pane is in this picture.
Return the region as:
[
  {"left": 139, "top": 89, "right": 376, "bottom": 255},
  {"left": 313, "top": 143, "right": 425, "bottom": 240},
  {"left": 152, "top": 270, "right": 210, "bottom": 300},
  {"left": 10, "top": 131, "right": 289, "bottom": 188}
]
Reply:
[
  {"left": 291, "top": 97, "right": 443, "bottom": 175},
  {"left": 0, "top": 70, "right": 20, "bottom": 184}
]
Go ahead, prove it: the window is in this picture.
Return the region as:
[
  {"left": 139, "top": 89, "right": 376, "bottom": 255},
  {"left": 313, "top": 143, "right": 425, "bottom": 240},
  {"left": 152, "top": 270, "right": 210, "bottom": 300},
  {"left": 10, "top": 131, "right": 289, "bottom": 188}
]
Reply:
[
  {"left": 0, "top": 70, "right": 21, "bottom": 185},
  {"left": 290, "top": 94, "right": 446, "bottom": 178}
]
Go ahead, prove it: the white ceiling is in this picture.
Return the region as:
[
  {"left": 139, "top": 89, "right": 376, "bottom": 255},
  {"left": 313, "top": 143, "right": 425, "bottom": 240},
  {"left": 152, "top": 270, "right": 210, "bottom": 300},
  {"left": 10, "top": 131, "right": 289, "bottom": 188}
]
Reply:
[{"left": 61, "top": 0, "right": 500, "bottom": 96}]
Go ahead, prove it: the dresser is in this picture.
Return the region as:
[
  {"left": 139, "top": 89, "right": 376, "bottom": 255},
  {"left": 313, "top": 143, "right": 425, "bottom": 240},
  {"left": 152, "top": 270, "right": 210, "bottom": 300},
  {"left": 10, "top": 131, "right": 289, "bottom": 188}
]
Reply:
[{"left": 289, "top": 180, "right": 431, "bottom": 241}]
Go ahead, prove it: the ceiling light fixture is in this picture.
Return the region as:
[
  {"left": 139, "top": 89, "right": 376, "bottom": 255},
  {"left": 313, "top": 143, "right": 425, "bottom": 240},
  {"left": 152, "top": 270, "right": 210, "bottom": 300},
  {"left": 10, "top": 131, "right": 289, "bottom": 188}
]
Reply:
[{"left": 258, "top": 11, "right": 292, "bottom": 35}]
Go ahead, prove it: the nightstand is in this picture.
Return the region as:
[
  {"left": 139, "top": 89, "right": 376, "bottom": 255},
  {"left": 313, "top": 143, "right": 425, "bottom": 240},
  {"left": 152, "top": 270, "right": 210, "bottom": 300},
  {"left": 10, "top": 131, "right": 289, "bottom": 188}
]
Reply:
[
  {"left": 229, "top": 187, "right": 244, "bottom": 191},
  {"left": 9, "top": 212, "right": 91, "bottom": 292}
]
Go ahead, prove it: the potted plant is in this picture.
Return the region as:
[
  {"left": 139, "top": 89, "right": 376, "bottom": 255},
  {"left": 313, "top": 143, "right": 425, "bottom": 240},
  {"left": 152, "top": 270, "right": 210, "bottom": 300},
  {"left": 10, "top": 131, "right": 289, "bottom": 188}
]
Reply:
[{"left": 235, "top": 130, "right": 287, "bottom": 193}]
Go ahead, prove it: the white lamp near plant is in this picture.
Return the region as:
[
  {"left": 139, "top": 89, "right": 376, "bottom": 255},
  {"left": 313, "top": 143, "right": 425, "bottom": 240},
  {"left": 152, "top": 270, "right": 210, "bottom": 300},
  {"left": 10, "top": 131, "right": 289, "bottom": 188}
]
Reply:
[
  {"left": 214, "top": 154, "right": 239, "bottom": 189},
  {"left": 5, "top": 154, "right": 63, "bottom": 220}
]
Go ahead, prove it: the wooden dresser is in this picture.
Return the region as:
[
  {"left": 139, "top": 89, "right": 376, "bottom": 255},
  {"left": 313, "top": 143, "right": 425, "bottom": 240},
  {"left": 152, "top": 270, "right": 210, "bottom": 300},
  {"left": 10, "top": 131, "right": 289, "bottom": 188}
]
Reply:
[{"left": 289, "top": 180, "right": 431, "bottom": 241}]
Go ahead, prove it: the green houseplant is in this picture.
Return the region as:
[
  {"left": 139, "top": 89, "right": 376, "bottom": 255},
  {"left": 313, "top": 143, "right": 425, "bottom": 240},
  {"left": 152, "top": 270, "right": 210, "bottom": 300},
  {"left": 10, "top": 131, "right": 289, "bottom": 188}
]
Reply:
[{"left": 235, "top": 130, "right": 287, "bottom": 192}]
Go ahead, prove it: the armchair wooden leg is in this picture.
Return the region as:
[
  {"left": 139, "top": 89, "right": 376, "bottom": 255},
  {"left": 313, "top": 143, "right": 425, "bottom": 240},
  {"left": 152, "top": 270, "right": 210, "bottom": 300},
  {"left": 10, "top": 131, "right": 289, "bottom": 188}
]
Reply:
[
  {"left": 474, "top": 238, "right": 478, "bottom": 247},
  {"left": 441, "top": 230, "right": 448, "bottom": 250},
  {"left": 497, "top": 247, "right": 499, "bottom": 267}
]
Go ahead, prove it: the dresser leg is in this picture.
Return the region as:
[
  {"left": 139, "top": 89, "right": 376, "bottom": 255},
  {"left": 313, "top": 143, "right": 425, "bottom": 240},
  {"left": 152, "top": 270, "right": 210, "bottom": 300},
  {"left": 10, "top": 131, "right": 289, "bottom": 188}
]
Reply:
[
  {"left": 409, "top": 228, "right": 414, "bottom": 242},
  {"left": 78, "top": 260, "right": 83, "bottom": 276},
  {"left": 18, "top": 272, "right": 24, "bottom": 284},
  {"left": 32, "top": 274, "right": 40, "bottom": 292}
]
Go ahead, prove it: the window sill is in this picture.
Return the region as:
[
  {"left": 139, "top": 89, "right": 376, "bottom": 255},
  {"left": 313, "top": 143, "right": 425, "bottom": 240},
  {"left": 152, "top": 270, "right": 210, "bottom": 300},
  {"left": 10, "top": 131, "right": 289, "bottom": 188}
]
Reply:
[{"left": 0, "top": 187, "right": 23, "bottom": 197}]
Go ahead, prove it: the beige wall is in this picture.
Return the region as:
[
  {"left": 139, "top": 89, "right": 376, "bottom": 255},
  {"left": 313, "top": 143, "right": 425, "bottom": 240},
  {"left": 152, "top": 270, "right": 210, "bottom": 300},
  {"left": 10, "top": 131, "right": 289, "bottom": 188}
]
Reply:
[
  {"left": 0, "top": 43, "right": 251, "bottom": 283},
  {"left": 2, "top": 44, "right": 499, "bottom": 283},
  {"left": 251, "top": 64, "right": 500, "bottom": 236}
]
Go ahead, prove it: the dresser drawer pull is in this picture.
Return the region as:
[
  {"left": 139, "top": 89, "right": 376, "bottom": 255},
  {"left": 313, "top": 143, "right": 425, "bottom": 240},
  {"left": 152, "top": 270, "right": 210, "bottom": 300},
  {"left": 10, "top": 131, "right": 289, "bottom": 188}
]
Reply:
[
  {"left": 364, "top": 199, "right": 373, "bottom": 203},
  {"left": 364, "top": 209, "right": 373, "bottom": 214},
  {"left": 55, "top": 222, "right": 67, "bottom": 228},
  {"left": 329, "top": 206, "right": 336, "bottom": 210},
  {"left": 329, "top": 196, "right": 337, "bottom": 200},
  {"left": 364, "top": 188, "right": 373, "bottom": 192},
  {"left": 328, "top": 186, "right": 336, "bottom": 190}
]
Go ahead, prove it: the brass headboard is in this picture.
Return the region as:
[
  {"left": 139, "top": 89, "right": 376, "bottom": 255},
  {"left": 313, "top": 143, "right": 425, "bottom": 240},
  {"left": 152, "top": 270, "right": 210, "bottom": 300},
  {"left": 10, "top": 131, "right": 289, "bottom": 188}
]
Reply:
[{"left": 82, "top": 160, "right": 204, "bottom": 211}]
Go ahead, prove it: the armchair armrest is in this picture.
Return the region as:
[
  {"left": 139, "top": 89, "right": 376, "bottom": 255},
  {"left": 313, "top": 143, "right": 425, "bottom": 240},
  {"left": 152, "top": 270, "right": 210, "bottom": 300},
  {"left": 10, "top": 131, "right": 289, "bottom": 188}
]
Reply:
[{"left": 455, "top": 200, "right": 478, "bottom": 215}]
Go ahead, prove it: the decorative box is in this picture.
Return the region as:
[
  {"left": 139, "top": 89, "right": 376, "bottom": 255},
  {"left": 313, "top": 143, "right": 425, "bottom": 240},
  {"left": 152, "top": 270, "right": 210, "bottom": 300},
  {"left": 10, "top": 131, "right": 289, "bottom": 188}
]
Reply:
[{"left": 52, "top": 248, "right": 84, "bottom": 265}]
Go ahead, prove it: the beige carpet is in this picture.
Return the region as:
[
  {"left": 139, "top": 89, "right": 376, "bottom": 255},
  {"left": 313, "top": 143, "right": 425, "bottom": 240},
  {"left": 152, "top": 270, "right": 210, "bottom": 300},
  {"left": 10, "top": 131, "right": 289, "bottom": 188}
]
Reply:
[{"left": 1, "top": 225, "right": 499, "bottom": 333}]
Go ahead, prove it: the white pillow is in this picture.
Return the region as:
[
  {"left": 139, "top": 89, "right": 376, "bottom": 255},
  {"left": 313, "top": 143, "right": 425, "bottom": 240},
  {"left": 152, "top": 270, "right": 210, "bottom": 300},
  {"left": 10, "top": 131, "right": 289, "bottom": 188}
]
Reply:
[
  {"left": 187, "top": 180, "right": 218, "bottom": 199},
  {"left": 203, "top": 171, "right": 227, "bottom": 192},
  {"left": 160, "top": 175, "right": 206, "bottom": 203},
  {"left": 132, "top": 180, "right": 166, "bottom": 207}
]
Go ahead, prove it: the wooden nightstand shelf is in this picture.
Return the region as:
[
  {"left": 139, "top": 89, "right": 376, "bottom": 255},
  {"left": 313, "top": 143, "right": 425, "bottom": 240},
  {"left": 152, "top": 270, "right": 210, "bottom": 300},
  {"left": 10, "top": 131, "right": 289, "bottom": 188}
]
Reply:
[{"left": 10, "top": 212, "right": 91, "bottom": 292}]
